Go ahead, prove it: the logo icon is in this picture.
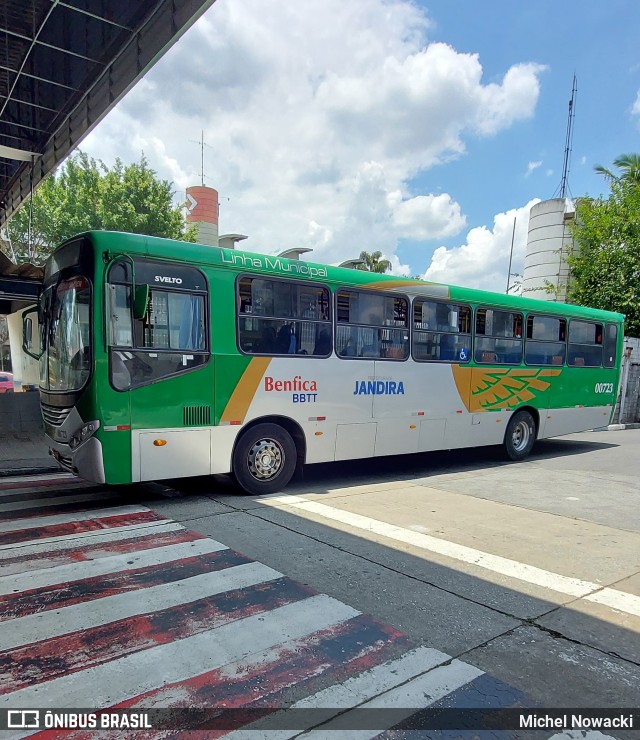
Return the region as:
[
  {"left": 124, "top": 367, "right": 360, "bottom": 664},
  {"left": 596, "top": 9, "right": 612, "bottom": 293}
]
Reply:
[{"left": 8, "top": 710, "right": 40, "bottom": 729}]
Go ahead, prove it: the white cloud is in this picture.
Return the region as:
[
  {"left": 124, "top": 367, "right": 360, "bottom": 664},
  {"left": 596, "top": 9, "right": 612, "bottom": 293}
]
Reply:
[
  {"left": 526, "top": 161, "right": 542, "bottom": 176},
  {"left": 81, "top": 0, "right": 545, "bottom": 274},
  {"left": 424, "top": 199, "right": 540, "bottom": 292},
  {"left": 632, "top": 90, "right": 640, "bottom": 116},
  {"left": 390, "top": 191, "right": 466, "bottom": 240}
]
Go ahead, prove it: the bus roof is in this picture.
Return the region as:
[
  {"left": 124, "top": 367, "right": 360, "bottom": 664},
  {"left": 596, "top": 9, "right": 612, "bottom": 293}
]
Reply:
[{"left": 80, "top": 230, "right": 624, "bottom": 323}]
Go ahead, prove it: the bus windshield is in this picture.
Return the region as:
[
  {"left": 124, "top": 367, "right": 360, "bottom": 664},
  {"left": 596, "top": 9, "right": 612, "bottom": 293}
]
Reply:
[{"left": 40, "top": 275, "right": 91, "bottom": 392}]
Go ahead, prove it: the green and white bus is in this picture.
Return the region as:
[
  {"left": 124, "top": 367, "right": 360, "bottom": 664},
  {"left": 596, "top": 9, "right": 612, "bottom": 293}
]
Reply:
[{"left": 26, "top": 231, "right": 624, "bottom": 494}]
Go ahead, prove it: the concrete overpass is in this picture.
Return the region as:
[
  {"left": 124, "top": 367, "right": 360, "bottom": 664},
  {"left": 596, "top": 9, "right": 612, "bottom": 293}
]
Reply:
[
  {"left": 0, "top": 0, "right": 216, "bottom": 446},
  {"left": 0, "top": 0, "right": 216, "bottom": 230}
]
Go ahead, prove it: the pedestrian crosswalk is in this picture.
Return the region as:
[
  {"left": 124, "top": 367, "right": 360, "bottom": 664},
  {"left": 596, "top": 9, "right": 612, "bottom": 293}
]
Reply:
[{"left": 0, "top": 474, "right": 616, "bottom": 738}]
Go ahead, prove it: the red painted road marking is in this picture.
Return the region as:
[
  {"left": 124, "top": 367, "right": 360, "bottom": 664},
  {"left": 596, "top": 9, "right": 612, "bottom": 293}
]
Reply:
[
  {"left": 0, "top": 509, "right": 164, "bottom": 547},
  {"left": 0, "top": 475, "right": 497, "bottom": 738},
  {"left": 0, "top": 526, "right": 204, "bottom": 577}
]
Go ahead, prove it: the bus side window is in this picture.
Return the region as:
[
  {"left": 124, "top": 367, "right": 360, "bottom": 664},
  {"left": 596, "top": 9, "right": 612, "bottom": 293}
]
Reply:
[
  {"left": 107, "top": 259, "right": 208, "bottom": 391},
  {"left": 336, "top": 290, "right": 408, "bottom": 360},
  {"left": 107, "top": 283, "right": 133, "bottom": 347},
  {"left": 237, "top": 276, "right": 331, "bottom": 357},
  {"left": 524, "top": 315, "right": 566, "bottom": 366},
  {"left": 475, "top": 308, "right": 522, "bottom": 364},
  {"left": 603, "top": 323, "right": 618, "bottom": 368},
  {"left": 568, "top": 320, "right": 603, "bottom": 367},
  {"left": 412, "top": 299, "right": 470, "bottom": 364}
]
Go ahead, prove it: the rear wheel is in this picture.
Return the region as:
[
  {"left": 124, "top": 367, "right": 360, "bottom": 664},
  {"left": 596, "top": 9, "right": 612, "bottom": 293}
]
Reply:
[
  {"left": 233, "top": 423, "right": 297, "bottom": 495},
  {"left": 503, "top": 410, "right": 536, "bottom": 461}
]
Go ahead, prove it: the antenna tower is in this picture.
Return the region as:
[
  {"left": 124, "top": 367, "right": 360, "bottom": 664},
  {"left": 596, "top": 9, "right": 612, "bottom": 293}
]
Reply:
[
  {"left": 557, "top": 75, "right": 577, "bottom": 199},
  {"left": 190, "top": 130, "right": 213, "bottom": 186}
]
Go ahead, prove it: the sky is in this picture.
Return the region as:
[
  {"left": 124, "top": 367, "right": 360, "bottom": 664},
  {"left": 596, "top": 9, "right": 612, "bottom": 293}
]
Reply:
[{"left": 81, "top": 0, "right": 640, "bottom": 292}]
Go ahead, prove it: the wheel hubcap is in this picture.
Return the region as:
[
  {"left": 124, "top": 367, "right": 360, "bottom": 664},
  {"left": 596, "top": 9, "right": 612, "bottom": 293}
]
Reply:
[
  {"left": 248, "top": 438, "right": 283, "bottom": 480},
  {"left": 512, "top": 421, "right": 530, "bottom": 452}
]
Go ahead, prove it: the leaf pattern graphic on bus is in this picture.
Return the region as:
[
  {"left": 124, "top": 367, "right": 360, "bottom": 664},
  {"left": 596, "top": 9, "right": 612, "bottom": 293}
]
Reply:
[{"left": 452, "top": 366, "right": 562, "bottom": 413}]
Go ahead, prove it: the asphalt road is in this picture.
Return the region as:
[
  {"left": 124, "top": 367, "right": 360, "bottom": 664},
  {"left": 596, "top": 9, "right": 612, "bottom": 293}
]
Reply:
[
  {"left": 1, "top": 428, "right": 639, "bottom": 738},
  {"left": 145, "top": 428, "right": 640, "bottom": 712}
]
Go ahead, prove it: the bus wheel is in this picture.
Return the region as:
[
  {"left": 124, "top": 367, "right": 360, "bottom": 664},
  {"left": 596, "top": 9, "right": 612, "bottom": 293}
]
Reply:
[
  {"left": 503, "top": 410, "right": 536, "bottom": 461},
  {"left": 233, "top": 423, "right": 297, "bottom": 495}
]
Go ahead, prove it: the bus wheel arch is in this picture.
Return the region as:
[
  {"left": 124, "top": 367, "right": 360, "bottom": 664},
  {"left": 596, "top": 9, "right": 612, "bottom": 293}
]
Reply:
[
  {"left": 503, "top": 407, "right": 538, "bottom": 461},
  {"left": 232, "top": 417, "right": 305, "bottom": 495}
]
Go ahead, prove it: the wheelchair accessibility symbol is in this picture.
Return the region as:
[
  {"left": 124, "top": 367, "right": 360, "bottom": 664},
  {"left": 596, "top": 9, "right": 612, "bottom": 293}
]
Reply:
[{"left": 458, "top": 348, "right": 468, "bottom": 361}]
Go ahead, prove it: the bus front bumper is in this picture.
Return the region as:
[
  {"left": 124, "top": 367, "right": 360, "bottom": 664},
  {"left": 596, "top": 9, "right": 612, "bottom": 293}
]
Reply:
[{"left": 47, "top": 434, "right": 106, "bottom": 484}]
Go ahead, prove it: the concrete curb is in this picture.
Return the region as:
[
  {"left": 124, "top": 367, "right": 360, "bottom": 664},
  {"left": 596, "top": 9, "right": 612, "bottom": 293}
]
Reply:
[
  {"left": 590, "top": 423, "right": 640, "bottom": 433},
  {"left": 0, "top": 464, "right": 62, "bottom": 477}
]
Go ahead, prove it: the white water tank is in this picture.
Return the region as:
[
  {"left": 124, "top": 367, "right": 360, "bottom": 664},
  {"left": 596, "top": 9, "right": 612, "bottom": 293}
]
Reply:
[{"left": 522, "top": 198, "right": 575, "bottom": 301}]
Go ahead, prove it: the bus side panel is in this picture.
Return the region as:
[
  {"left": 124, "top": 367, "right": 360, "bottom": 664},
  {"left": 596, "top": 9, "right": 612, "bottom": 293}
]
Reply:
[
  {"left": 96, "top": 390, "right": 132, "bottom": 485},
  {"left": 371, "top": 360, "right": 421, "bottom": 456},
  {"left": 453, "top": 364, "right": 550, "bottom": 447},
  {"left": 543, "top": 366, "right": 617, "bottom": 437},
  {"left": 94, "top": 305, "right": 132, "bottom": 485},
  {"left": 249, "top": 356, "right": 375, "bottom": 463},
  {"left": 128, "top": 363, "right": 215, "bottom": 481}
]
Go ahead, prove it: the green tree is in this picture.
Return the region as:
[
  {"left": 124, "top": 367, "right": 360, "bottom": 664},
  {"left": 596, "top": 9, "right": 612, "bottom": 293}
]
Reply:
[
  {"left": 357, "top": 250, "right": 391, "bottom": 273},
  {"left": 4, "top": 151, "right": 195, "bottom": 264},
  {"left": 568, "top": 179, "right": 640, "bottom": 335},
  {"left": 594, "top": 152, "right": 640, "bottom": 185}
]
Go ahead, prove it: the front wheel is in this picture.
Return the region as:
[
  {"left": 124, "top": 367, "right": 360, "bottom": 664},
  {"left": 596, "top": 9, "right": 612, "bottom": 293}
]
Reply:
[
  {"left": 503, "top": 410, "right": 536, "bottom": 461},
  {"left": 233, "top": 423, "right": 297, "bottom": 495}
]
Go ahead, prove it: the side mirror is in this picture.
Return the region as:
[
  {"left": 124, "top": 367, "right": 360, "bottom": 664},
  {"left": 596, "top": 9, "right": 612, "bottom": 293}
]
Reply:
[
  {"left": 22, "top": 306, "right": 43, "bottom": 360},
  {"left": 133, "top": 284, "right": 150, "bottom": 320}
]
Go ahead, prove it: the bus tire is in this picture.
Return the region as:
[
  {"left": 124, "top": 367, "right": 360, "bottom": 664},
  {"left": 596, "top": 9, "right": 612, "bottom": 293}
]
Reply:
[
  {"left": 233, "top": 423, "right": 297, "bottom": 495},
  {"left": 503, "top": 410, "right": 536, "bottom": 461}
]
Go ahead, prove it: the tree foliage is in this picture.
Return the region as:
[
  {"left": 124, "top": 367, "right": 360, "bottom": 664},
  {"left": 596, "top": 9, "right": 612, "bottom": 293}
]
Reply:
[
  {"left": 357, "top": 250, "right": 391, "bottom": 273},
  {"left": 568, "top": 178, "right": 640, "bottom": 336},
  {"left": 594, "top": 152, "right": 640, "bottom": 185},
  {"left": 4, "top": 151, "right": 195, "bottom": 264}
]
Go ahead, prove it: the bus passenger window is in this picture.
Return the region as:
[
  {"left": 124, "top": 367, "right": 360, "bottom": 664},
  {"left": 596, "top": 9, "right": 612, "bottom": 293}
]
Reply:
[
  {"left": 524, "top": 315, "right": 566, "bottom": 366},
  {"left": 412, "top": 299, "right": 470, "bottom": 363},
  {"left": 568, "top": 320, "right": 602, "bottom": 367},
  {"left": 237, "top": 276, "right": 331, "bottom": 356},
  {"left": 336, "top": 290, "right": 408, "bottom": 360},
  {"left": 475, "top": 308, "right": 522, "bottom": 364}
]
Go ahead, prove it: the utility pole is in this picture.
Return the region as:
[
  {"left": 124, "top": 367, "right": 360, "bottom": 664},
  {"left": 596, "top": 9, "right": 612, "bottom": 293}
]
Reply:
[{"left": 506, "top": 217, "right": 516, "bottom": 293}]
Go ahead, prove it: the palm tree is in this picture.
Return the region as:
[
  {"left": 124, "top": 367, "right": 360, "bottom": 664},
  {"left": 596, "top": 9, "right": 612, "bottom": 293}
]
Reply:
[
  {"left": 594, "top": 153, "right": 640, "bottom": 184},
  {"left": 358, "top": 250, "right": 391, "bottom": 273}
]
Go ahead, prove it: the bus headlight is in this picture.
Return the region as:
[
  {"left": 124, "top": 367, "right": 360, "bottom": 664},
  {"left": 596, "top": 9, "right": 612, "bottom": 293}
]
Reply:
[{"left": 69, "top": 420, "right": 100, "bottom": 450}]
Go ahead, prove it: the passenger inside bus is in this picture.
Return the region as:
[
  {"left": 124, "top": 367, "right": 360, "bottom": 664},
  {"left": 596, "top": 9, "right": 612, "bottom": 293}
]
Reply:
[
  {"left": 255, "top": 326, "right": 276, "bottom": 353},
  {"left": 313, "top": 329, "right": 331, "bottom": 355},
  {"left": 340, "top": 337, "right": 357, "bottom": 357},
  {"left": 275, "top": 323, "right": 297, "bottom": 354}
]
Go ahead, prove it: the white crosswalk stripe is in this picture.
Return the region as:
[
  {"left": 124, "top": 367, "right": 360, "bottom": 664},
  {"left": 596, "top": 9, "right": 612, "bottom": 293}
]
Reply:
[{"left": 0, "top": 474, "right": 580, "bottom": 739}]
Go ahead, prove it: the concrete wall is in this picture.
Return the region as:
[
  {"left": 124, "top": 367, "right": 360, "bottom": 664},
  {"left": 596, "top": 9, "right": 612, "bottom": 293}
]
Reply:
[
  {"left": 615, "top": 337, "right": 640, "bottom": 424},
  {"left": 0, "top": 391, "right": 43, "bottom": 433}
]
